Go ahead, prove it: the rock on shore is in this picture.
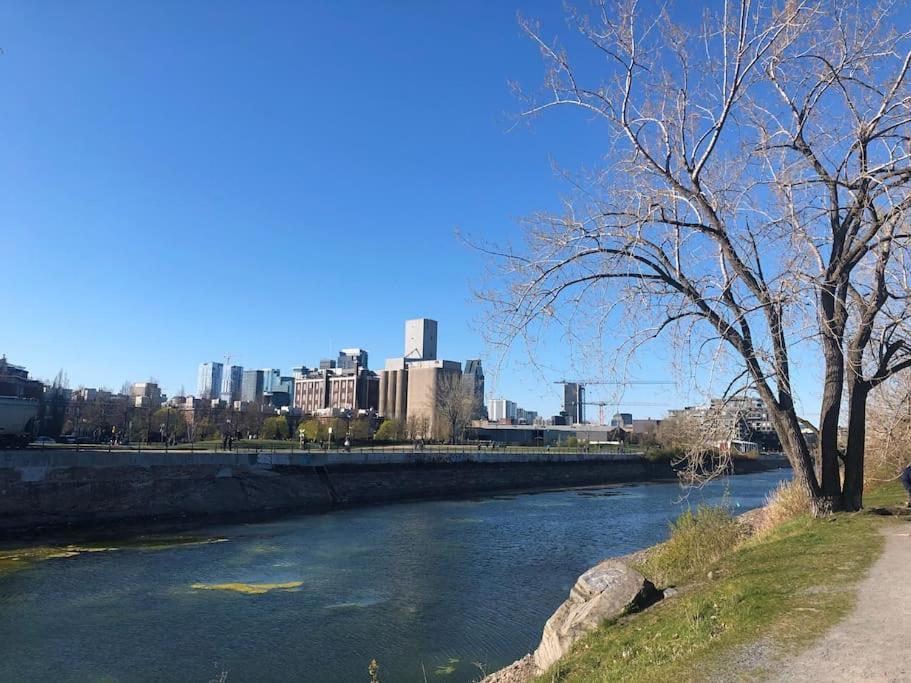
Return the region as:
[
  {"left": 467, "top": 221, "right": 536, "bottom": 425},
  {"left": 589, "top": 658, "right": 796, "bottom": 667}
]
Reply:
[{"left": 484, "top": 559, "right": 659, "bottom": 681}]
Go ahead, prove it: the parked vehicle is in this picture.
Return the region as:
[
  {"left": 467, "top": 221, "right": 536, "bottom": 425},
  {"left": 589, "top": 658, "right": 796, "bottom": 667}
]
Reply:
[
  {"left": 31, "top": 436, "right": 56, "bottom": 446},
  {"left": 0, "top": 396, "right": 39, "bottom": 448}
]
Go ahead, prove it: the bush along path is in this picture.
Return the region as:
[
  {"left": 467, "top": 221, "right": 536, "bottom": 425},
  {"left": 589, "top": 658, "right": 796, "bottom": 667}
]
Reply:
[{"left": 485, "top": 482, "right": 907, "bottom": 683}]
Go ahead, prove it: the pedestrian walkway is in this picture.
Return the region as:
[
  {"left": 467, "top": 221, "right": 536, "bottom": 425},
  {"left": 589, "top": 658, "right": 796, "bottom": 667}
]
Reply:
[{"left": 773, "top": 525, "right": 911, "bottom": 682}]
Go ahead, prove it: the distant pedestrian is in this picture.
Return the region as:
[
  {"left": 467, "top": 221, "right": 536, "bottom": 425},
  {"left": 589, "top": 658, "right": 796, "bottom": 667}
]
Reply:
[{"left": 901, "top": 464, "right": 911, "bottom": 508}]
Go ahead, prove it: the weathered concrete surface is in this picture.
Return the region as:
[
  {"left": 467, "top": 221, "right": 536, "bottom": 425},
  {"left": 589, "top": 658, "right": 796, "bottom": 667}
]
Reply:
[
  {"left": 0, "top": 450, "right": 789, "bottom": 534},
  {"left": 534, "top": 560, "right": 659, "bottom": 672}
]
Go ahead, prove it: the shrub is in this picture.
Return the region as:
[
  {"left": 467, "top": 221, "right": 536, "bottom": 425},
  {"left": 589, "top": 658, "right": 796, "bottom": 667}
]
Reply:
[
  {"left": 637, "top": 505, "right": 746, "bottom": 588},
  {"left": 261, "top": 416, "right": 290, "bottom": 440},
  {"left": 755, "top": 479, "right": 810, "bottom": 536},
  {"left": 374, "top": 419, "right": 404, "bottom": 441},
  {"left": 643, "top": 447, "right": 684, "bottom": 462}
]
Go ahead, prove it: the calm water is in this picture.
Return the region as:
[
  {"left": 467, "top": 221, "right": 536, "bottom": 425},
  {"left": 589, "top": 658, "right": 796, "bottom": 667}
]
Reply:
[{"left": 0, "top": 469, "right": 789, "bottom": 682}]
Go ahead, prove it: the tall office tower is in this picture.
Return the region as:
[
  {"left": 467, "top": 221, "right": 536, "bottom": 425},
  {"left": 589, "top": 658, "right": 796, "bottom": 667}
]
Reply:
[
  {"left": 404, "top": 318, "right": 438, "bottom": 361},
  {"left": 241, "top": 369, "right": 265, "bottom": 404},
  {"left": 337, "top": 348, "right": 368, "bottom": 370},
  {"left": 197, "top": 362, "right": 223, "bottom": 400},
  {"left": 489, "top": 398, "right": 517, "bottom": 422},
  {"left": 563, "top": 382, "right": 585, "bottom": 424},
  {"left": 463, "top": 359, "right": 486, "bottom": 418},
  {"left": 261, "top": 368, "right": 282, "bottom": 393},
  {"left": 220, "top": 365, "right": 244, "bottom": 403}
]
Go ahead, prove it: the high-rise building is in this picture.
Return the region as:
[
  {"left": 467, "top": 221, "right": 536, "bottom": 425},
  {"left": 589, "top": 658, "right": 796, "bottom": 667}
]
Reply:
[
  {"left": 489, "top": 398, "right": 517, "bottom": 422},
  {"left": 241, "top": 369, "right": 265, "bottom": 404},
  {"left": 563, "top": 383, "right": 585, "bottom": 424},
  {"left": 463, "top": 359, "right": 486, "bottom": 419},
  {"left": 220, "top": 365, "right": 244, "bottom": 403},
  {"left": 259, "top": 369, "right": 291, "bottom": 407},
  {"left": 404, "top": 318, "right": 438, "bottom": 361},
  {"left": 338, "top": 348, "right": 368, "bottom": 370},
  {"left": 261, "top": 368, "right": 282, "bottom": 393},
  {"left": 197, "top": 362, "right": 223, "bottom": 400},
  {"left": 319, "top": 358, "right": 337, "bottom": 370}
]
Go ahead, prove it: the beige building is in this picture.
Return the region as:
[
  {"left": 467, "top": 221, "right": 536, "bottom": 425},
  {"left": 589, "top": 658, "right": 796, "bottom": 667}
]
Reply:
[
  {"left": 378, "top": 358, "right": 409, "bottom": 421},
  {"left": 404, "top": 318, "right": 438, "bottom": 360},
  {"left": 378, "top": 318, "right": 466, "bottom": 438},
  {"left": 404, "top": 359, "right": 461, "bottom": 438}
]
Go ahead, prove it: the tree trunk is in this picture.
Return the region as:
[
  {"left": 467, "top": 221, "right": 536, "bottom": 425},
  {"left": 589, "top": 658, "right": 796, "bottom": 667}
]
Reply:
[
  {"left": 764, "top": 397, "right": 827, "bottom": 514},
  {"left": 842, "top": 380, "right": 869, "bottom": 512},
  {"left": 818, "top": 331, "right": 845, "bottom": 509}
]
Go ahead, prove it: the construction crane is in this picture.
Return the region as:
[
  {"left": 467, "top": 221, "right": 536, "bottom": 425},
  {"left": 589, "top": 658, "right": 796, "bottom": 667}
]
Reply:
[
  {"left": 553, "top": 380, "right": 675, "bottom": 386},
  {"left": 583, "top": 401, "right": 665, "bottom": 426},
  {"left": 553, "top": 379, "right": 673, "bottom": 424}
]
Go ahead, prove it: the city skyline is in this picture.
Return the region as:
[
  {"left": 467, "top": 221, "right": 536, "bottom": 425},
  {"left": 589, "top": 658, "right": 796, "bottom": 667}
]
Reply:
[
  {"left": 1, "top": 1, "right": 828, "bottom": 421},
  {"left": 4, "top": 2, "right": 910, "bottom": 680},
  {"left": 2, "top": 309, "right": 816, "bottom": 422}
]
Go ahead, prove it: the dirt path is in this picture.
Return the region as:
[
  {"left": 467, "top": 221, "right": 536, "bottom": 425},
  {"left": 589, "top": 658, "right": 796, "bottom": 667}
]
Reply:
[{"left": 772, "top": 524, "right": 911, "bottom": 682}]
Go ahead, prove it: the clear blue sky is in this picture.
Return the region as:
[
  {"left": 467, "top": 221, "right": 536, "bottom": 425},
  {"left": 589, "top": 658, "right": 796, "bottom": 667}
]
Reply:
[{"left": 1, "top": 1, "right": 824, "bottom": 420}]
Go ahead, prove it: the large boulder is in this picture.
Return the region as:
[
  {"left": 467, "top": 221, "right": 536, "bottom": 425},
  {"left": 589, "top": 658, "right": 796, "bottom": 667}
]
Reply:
[
  {"left": 533, "top": 559, "right": 659, "bottom": 672},
  {"left": 481, "top": 655, "right": 537, "bottom": 683}
]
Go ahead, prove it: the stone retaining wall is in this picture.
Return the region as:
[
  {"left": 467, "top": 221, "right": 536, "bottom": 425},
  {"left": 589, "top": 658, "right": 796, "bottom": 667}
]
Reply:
[{"left": 0, "top": 450, "right": 790, "bottom": 533}]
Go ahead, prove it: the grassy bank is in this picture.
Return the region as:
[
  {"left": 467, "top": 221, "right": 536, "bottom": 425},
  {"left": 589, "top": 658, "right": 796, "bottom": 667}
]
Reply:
[{"left": 537, "top": 482, "right": 904, "bottom": 682}]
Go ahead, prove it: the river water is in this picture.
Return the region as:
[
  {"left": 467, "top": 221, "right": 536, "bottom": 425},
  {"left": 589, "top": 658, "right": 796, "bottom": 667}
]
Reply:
[{"left": 0, "top": 469, "right": 789, "bottom": 682}]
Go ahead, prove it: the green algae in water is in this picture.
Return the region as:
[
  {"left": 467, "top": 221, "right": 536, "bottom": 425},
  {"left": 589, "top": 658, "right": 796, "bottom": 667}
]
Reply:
[
  {"left": 434, "top": 658, "right": 459, "bottom": 676},
  {"left": 191, "top": 581, "right": 303, "bottom": 595},
  {"left": 0, "top": 536, "right": 228, "bottom": 580}
]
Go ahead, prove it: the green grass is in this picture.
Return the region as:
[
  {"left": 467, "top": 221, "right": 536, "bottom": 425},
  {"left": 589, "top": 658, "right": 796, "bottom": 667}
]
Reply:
[
  {"left": 536, "top": 482, "right": 905, "bottom": 682},
  {"left": 636, "top": 505, "right": 747, "bottom": 588}
]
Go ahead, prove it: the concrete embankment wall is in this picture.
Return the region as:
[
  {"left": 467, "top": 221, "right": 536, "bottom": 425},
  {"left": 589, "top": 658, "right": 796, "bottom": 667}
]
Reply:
[{"left": 0, "top": 450, "right": 790, "bottom": 533}]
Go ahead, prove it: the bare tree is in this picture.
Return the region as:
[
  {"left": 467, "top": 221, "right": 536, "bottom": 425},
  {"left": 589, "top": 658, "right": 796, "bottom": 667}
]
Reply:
[
  {"left": 481, "top": 0, "right": 911, "bottom": 513},
  {"left": 864, "top": 372, "right": 911, "bottom": 488},
  {"left": 406, "top": 414, "right": 431, "bottom": 442},
  {"left": 656, "top": 414, "right": 698, "bottom": 452},
  {"left": 435, "top": 373, "right": 478, "bottom": 444}
]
